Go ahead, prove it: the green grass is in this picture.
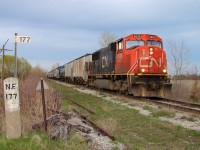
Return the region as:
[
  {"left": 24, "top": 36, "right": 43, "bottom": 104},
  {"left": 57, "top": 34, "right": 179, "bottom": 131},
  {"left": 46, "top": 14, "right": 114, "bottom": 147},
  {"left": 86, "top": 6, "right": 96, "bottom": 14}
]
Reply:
[
  {"left": 180, "top": 116, "right": 196, "bottom": 122},
  {"left": 151, "top": 110, "right": 175, "bottom": 118},
  {"left": 46, "top": 80, "right": 200, "bottom": 149},
  {"left": 0, "top": 131, "right": 89, "bottom": 150},
  {"left": 143, "top": 105, "right": 154, "bottom": 111},
  {"left": 2, "top": 80, "right": 199, "bottom": 149}
]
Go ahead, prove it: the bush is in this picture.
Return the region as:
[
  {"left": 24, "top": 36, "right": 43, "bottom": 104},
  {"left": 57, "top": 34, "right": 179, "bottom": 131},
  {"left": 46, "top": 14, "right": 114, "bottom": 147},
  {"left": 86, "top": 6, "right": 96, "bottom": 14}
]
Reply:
[{"left": 0, "top": 55, "right": 32, "bottom": 79}]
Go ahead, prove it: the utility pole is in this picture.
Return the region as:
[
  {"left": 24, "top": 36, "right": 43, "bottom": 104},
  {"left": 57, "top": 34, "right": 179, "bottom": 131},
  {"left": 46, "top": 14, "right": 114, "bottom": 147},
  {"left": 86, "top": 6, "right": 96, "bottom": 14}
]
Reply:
[{"left": 1, "top": 39, "right": 9, "bottom": 82}]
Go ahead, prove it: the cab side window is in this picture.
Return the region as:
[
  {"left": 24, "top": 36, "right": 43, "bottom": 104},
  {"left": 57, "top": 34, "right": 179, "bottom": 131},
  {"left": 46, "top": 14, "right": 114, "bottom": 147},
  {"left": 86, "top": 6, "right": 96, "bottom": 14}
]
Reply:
[{"left": 117, "top": 41, "right": 123, "bottom": 51}]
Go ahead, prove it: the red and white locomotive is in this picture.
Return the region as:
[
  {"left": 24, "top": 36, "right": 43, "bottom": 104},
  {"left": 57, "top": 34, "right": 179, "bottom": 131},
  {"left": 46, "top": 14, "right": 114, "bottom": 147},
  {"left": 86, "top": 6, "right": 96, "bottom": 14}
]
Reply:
[{"left": 48, "top": 34, "right": 171, "bottom": 97}]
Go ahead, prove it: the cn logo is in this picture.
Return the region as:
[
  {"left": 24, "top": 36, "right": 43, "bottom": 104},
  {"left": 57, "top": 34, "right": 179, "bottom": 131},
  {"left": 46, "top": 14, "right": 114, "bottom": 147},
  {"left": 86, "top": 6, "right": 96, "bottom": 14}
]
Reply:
[{"left": 139, "top": 57, "right": 161, "bottom": 68}]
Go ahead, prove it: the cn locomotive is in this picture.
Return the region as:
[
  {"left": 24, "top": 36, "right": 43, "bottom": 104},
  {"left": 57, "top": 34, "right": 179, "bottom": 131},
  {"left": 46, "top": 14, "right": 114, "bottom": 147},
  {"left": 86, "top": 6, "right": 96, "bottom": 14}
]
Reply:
[{"left": 48, "top": 34, "right": 172, "bottom": 97}]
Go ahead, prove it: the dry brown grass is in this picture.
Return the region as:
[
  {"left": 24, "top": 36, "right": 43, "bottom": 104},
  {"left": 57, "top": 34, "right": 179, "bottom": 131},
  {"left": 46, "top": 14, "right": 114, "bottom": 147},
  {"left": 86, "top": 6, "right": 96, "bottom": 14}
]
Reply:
[
  {"left": 19, "top": 74, "right": 61, "bottom": 133},
  {"left": 0, "top": 71, "right": 61, "bottom": 134},
  {"left": 97, "top": 117, "right": 118, "bottom": 135},
  {"left": 171, "top": 80, "right": 200, "bottom": 103}
]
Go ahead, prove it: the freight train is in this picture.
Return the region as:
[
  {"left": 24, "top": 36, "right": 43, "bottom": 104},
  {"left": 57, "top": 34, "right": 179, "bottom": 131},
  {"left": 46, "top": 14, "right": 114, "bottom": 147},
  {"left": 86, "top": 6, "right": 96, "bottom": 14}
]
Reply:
[{"left": 48, "top": 34, "right": 172, "bottom": 97}]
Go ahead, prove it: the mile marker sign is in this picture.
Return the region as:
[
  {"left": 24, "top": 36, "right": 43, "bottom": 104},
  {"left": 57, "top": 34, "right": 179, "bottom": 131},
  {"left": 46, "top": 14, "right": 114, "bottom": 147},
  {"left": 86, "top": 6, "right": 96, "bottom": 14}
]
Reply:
[
  {"left": 15, "top": 36, "right": 31, "bottom": 43},
  {"left": 4, "top": 77, "right": 21, "bottom": 139}
]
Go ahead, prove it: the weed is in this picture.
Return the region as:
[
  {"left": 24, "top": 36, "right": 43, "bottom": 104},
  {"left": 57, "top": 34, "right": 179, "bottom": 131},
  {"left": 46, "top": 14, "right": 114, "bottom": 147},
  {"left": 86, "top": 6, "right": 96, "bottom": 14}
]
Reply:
[
  {"left": 97, "top": 117, "right": 118, "bottom": 135},
  {"left": 143, "top": 106, "right": 153, "bottom": 111},
  {"left": 0, "top": 131, "right": 89, "bottom": 150},
  {"left": 191, "top": 131, "right": 200, "bottom": 136},
  {"left": 151, "top": 110, "right": 175, "bottom": 118},
  {"left": 180, "top": 116, "right": 196, "bottom": 122}
]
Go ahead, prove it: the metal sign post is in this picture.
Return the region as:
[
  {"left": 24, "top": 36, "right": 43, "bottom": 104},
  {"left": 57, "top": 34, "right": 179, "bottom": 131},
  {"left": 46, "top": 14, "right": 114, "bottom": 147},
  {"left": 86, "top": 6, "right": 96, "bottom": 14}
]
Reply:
[
  {"left": 14, "top": 33, "right": 31, "bottom": 78},
  {"left": 4, "top": 77, "right": 21, "bottom": 139},
  {"left": 14, "top": 33, "right": 17, "bottom": 78}
]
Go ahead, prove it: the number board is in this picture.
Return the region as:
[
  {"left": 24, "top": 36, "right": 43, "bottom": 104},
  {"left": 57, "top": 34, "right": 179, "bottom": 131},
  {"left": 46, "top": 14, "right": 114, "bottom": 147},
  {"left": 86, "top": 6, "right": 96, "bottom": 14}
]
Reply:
[
  {"left": 4, "top": 77, "right": 20, "bottom": 112},
  {"left": 15, "top": 36, "right": 31, "bottom": 43}
]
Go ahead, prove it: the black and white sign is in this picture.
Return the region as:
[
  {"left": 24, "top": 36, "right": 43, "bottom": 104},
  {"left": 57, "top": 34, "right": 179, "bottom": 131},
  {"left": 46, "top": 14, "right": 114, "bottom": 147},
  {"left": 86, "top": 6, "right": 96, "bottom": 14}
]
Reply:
[
  {"left": 15, "top": 36, "right": 31, "bottom": 43},
  {"left": 4, "top": 77, "right": 20, "bottom": 112}
]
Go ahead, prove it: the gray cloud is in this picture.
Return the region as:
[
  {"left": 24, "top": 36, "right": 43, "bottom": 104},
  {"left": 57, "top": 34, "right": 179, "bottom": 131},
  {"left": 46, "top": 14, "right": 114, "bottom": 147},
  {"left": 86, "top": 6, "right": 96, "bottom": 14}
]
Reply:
[{"left": 0, "top": 0, "right": 200, "bottom": 70}]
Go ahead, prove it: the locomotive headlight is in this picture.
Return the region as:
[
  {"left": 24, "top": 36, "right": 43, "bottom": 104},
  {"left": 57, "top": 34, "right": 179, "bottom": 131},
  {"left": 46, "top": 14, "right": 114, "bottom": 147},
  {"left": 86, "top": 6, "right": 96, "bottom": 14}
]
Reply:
[
  {"left": 150, "top": 51, "right": 153, "bottom": 55},
  {"left": 163, "top": 69, "right": 167, "bottom": 73},
  {"left": 150, "top": 48, "right": 153, "bottom": 51},
  {"left": 141, "top": 68, "right": 145, "bottom": 72}
]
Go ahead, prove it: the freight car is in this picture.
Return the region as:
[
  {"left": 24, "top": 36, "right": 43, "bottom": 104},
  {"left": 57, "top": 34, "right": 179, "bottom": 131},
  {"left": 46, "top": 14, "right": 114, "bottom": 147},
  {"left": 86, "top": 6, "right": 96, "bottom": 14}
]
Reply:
[
  {"left": 48, "top": 34, "right": 172, "bottom": 97},
  {"left": 63, "top": 54, "right": 92, "bottom": 84}
]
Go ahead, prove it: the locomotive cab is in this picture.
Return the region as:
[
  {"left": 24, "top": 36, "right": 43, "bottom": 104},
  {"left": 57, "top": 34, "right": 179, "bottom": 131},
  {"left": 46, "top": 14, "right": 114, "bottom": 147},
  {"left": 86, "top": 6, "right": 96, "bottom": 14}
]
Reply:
[
  {"left": 115, "top": 34, "right": 167, "bottom": 75},
  {"left": 115, "top": 34, "right": 171, "bottom": 97}
]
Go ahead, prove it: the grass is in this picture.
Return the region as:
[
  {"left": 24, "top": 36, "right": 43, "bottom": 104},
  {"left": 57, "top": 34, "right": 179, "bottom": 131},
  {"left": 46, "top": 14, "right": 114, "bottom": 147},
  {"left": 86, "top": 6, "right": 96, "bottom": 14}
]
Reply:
[
  {"left": 0, "top": 131, "right": 89, "bottom": 150},
  {"left": 151, "top": 110, "right": 175, "bottom": 118},
  {"left": 48, "top": 80, "right": 200, "bottom": 150},
  {"left": 180, "top": 116, "right": 196, "bottom": 122},
  {"left": 143, "top": 105, "right": 154, "bottom": 111}
]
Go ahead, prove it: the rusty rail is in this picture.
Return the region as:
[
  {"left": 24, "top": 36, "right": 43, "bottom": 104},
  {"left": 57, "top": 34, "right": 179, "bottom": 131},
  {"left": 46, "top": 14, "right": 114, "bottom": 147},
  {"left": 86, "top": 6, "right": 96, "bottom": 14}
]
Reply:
[
  {"left": 49, "top": 108, "right": 115, "bottom": 140},
  {"left": 72, "top": 108, "right": 115, "bottom": 141},
  {"left": 49, "top": 108, "right": 72, "bottom": 116},
  {"left": 64, "top": 96, "right": 95, "bottom": 114}
]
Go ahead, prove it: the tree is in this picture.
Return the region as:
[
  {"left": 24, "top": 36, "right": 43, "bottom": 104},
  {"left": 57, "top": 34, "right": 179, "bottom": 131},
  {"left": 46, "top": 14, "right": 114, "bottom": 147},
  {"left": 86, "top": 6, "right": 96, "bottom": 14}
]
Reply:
[
  {"left": 166, "top": 38, "right": 190, "bottom": 100},
  {"left": 51, "top": 63, "right": 60, "bottom": 70},
  {"left": 189, "top": 65, "right": 200, "bottom": 103},
  {"left": 0, "top": 55, "right": 32, "bottom": 79},
  {"left": 98, "top": 32, "right": 118, "bottom": 47},
  {"left": 32, "top": 64, "right": 46, "bottom": 77},
  {"left": 166, "top": 38, "right": 190, "bottom": 77}
]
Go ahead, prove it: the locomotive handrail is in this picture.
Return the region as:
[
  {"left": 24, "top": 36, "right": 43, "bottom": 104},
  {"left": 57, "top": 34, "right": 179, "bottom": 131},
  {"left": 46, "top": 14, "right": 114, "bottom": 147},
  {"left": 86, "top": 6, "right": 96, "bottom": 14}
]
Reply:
[
  {"left": 127, "top": 58, "right": 140, "bottom": 75},
  {"left": 127, "top": 51, "right": 139, "bottom": 75}
]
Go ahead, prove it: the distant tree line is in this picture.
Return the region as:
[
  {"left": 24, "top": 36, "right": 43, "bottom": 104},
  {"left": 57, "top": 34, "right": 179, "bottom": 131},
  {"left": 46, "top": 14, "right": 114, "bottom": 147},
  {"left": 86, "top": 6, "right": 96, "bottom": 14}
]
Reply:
[
  {"left": 172, "top": 74, "right": 200, "bottom": 80},
  {"left": 0, "top": 55, "right": 32, "bottom": 79}
]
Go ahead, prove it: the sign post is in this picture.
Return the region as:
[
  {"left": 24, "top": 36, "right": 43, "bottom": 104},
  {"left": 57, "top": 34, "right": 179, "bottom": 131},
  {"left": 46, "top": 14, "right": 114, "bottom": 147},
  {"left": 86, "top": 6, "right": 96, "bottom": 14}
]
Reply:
[
  {"left": 14, "top": 33, "right": 31, "bottom": 78},
  {"left": 36, "top": 78, "right": 49, "bottom": 132},
  {"left": 4, "top": 77, "right": 21, "bottom": 139},
  {"left": 14, "top": 33, "right": 17, "bottom": 78}
]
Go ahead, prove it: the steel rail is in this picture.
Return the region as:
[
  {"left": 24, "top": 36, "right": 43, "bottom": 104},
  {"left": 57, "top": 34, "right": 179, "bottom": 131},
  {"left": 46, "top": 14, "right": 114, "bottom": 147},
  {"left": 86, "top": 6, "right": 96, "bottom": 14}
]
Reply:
[
  {"left": 72, "top": 108, "right": 115, "bottom": 141},
  {"left": 52, "top": 80, "right": 200, "bottom": 115},
  {"left": 160, "top": 98, "right": 200, "bottom": 109},
  {"left": 150, "top": 99, "right": 200, "bottom": 114},
  {"left": 64, "top": 96, "right": 95, "bottom": 114}
]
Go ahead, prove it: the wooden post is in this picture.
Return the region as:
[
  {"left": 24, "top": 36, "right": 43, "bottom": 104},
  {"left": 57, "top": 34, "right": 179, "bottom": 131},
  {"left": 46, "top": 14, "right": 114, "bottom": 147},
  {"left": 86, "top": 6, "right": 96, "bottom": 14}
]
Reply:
[
  {"left": 36, "top": 78, "right": 49, "bottom": 132},
  {"left": 41, "top": 78, "right": 47, "bottom": 132}
]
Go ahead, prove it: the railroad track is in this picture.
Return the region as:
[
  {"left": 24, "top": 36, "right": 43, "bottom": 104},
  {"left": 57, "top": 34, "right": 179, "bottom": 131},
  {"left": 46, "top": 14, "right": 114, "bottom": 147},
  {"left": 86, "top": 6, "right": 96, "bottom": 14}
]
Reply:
[
  {"left": 88, "top": 87, "right": 200, "bottom": 115},
  {"left": 54, "top": 80, "right": 200, "bottom": 115},
  {"left": 147, "top": 98, "right": 200, "bottom": 114}
]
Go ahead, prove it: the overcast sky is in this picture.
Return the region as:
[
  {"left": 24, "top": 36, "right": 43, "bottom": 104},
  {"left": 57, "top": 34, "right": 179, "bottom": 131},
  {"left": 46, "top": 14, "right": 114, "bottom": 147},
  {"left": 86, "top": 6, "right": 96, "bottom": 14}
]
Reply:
[{"left": 0, "top": 0, "right": 200, "bottom": 71}]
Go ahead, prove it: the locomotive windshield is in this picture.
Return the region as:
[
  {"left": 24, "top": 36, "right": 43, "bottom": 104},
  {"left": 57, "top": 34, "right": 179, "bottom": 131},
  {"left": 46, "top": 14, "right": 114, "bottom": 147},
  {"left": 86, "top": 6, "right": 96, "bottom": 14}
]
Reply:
[
  {"left": 147, "top": 41, "right": 162, "bottom": 48},
  {"left": 126, "top": 40, "right": 144, "bottom": 50}
]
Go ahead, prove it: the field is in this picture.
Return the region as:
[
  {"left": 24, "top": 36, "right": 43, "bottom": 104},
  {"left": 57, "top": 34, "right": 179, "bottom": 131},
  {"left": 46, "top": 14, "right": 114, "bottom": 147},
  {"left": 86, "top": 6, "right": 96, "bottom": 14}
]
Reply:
[
  {"left": 47, "top": 80, "right": 200, "bottom": 150},
  {"left": 171, "top": 80, "right": 200, "bottom": 103},
  {"left": 0, "top": 79, "right": 200, "bottom": 150}
]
